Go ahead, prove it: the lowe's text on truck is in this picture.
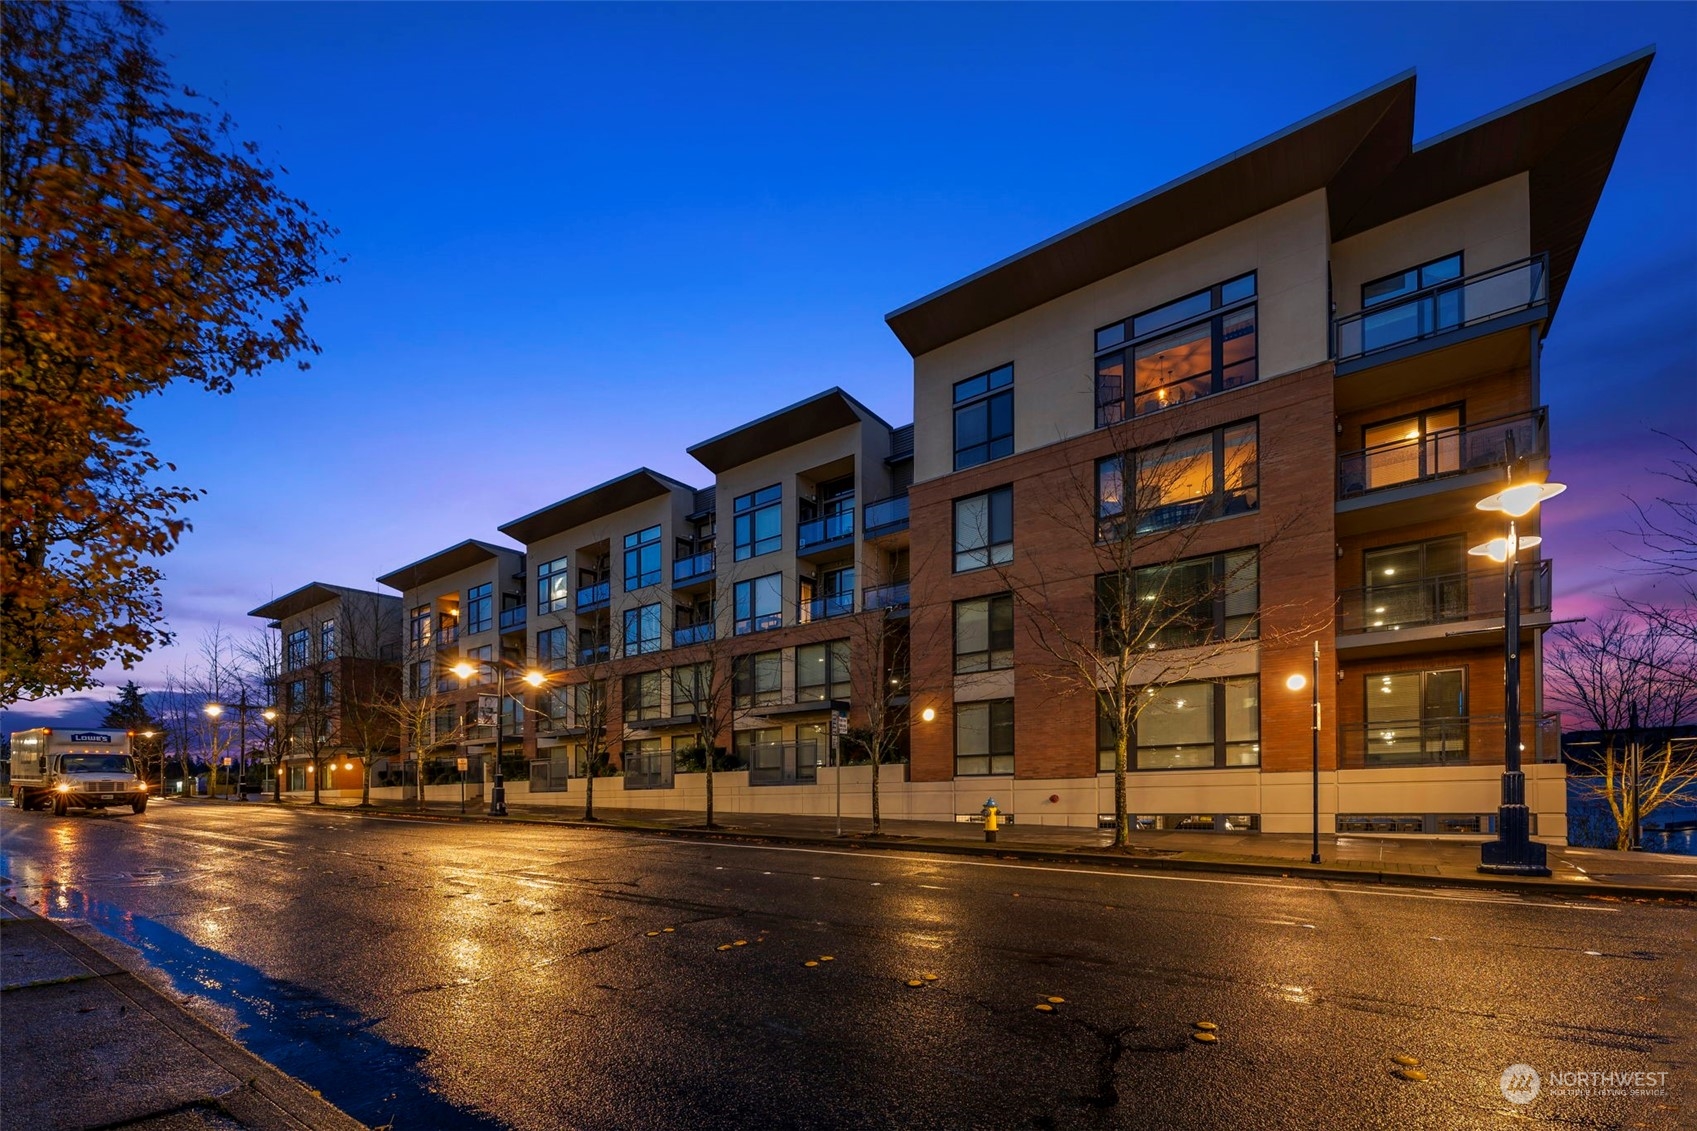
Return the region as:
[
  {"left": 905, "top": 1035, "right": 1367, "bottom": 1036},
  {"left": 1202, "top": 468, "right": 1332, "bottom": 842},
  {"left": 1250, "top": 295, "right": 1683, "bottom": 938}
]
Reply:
[{"left": 8, "top": 728, "right": 149, "bottom": 816}]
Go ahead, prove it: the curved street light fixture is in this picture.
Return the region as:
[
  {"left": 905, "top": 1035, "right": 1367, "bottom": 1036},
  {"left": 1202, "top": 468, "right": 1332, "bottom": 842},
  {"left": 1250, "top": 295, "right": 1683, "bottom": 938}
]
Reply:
[{"left": 450, "top": 659, "right": 548, "bottom": 817}]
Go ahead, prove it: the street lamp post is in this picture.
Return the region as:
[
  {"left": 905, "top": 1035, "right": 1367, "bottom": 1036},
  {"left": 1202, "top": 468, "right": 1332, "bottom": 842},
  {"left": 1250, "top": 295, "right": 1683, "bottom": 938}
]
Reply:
[
  {"left": 1472, "top": 474, "right": 1565, "bottom": 876},
  {"left": 1285, "top": 640, "right": 1322, "bottom": 864},
  {"left": 263, "top": 708, "right": 279, "bottom": 801},
  {"left": 203, "top": 703, "right": 224, "bottom": 799},
  {"left": 452, "top": 659, "right": 546, "bottom": 818}
]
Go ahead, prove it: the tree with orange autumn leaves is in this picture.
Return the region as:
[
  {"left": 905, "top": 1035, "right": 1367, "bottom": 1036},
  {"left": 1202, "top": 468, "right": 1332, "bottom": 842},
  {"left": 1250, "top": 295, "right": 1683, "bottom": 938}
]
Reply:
[{"left": 1, "top": 2, "right": 337, "bottom": 703}]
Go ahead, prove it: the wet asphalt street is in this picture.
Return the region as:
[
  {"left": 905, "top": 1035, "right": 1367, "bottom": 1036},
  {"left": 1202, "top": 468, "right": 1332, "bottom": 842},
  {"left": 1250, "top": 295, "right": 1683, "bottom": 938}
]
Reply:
[{"left": 2, "top": 802, "right": 1691, "bottom": 1131}]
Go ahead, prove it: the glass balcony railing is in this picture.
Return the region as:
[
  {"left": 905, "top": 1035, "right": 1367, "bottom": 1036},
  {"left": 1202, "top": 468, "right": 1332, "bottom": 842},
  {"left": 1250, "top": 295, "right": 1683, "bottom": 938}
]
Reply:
[
  {"left": 434, "top": 623, "right": 459, "bottom": 649},
  {"left": 673, "top": 623, "right": 715, "bottom": 646},
  {"left": 863, "top": 494, "right": 910, "bottom": 534},
  {"left": 1333, "top": 254, "right": 1548, "bottom": 363},
  {"left": 498, "top": 606, "right": 526, "bottom": 633},
  {"left": 673, "top": 550, "right": 715, "bottom": 585},
  {"left": 1341, "top": 712, "right": 1560, "bottom": 768},
  {"left": 1338, "top": 407, "right": 1547, "bottom": 499},
  {"left": 1336, "top": 560, "right": 1551, "bottom": 635},
  {"left": 798, "top": 511, "right": 855, "bottom": 550},
  {"left": 734, "top": 612, "right": 784, "bottom": 636},
  {"left": 575, "top": 581, "right": 610, "bottom": 612},
  {"left": 803, "top": 591, "right": 855, "bottom": 622},
  {"left": 863, "top": 581, "right": 910, "bottom": 611}
]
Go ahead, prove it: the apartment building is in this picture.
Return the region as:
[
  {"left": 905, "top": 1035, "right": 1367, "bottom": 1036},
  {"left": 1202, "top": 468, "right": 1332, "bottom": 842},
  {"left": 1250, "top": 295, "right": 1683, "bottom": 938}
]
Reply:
[
  {"left": 247, "top": 582, "right": 403, "bottom": 791},
  {"left": 885, "top": 50, "right": 1651, "bottom": 835}
]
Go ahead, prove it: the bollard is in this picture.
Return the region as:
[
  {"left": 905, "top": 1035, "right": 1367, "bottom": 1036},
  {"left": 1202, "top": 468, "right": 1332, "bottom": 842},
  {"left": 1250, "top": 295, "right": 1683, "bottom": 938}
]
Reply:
[{"left": 983, "top": 797, "right": 1000, "bottom": 843}]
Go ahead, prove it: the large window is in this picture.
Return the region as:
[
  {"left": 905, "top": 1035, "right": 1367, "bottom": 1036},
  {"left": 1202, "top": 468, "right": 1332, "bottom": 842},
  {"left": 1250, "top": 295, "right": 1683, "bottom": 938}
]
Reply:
[
  {"left": 954, "top": 363, "right": 1013, "bottom": 470},
  {"left": 286, "top": 628, "right": 309, "bottom": 670},
  {"left": 574, "top": 680, "right": 607, "bottom": 728},
  {"left": 1360, "top": 405, "right": 1462, "bottom": 490},
  {"left": 796, "top": 641, "right": 851, "bottom": 703},
  {"left": 1360, "top": 253, "right": 1462, "bottom": 353},
  {"left": 1364, "top": 669, "right": 1467, "bottom": 765},
  {"left": 622, "top": 671, "right": 663, "bottom": 723},
  {"left": 1095, "top": 273, "right": 1256, "bottom": 425},
  {"left": 623, "top": 603, "right": 662, "bottom": 655},
  {"left": 1362, "top": 537, "right": 1467, "bottom": 631},
  {"left": 671, "top": 662, "right": 711, "bottom": 714},
  {"left": 408, "top": 605, "right": 432, "bottom": 648},
  {"left": 410, "top": 660, "right": 432, "bottom": 699},
  {"left": 624, "top": 525, "right": 662, "bottom": 590},
  {"left": 319, "top": 619, "right": 337, "bottom": 661},
  {"left": 734, "top": 485, "right": 782, "bottom": 561},
  {"left": 734, "top": 573, "right": 784, "bottom": 635},
  {"left": 536, "top": 556, "right": 570, "bottom": 613},
  {"left": 954, "top": 486, "right": 1013, "bottom": 572},
  {"left": 733, "top": 650, "right": 784, "bottom": 708},
  {"left": 1097, "top": 422, "right": 1257, "bottom": 539},
  {"left": 956, "top": 700, "right": 1014, "bottom": 776},
  {"left": 954, "top": 594, "right": 1013, "bottom": 673},
  {"left": 1104, "top": 549, "right": 1258, "bottom": 652},
  {"left": 465, "top": 644, "right": 494, "bottom": 687},
  {"left": 536, "top": 626, "right": 571, "bottom": 670},
  {"left": 1102, "top": 677, "right": 1259, "bottom": 771},
  {"left": 466, "top": 583, "right": 493, "bottom": 635}
]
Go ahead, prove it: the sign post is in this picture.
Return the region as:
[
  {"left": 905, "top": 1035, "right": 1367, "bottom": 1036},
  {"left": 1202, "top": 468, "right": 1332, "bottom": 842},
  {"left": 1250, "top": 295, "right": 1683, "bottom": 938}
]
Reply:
[
  {"left": 457, "top": 755, "right": 469, "bottom": 814},
  {"left": 830, "top": 708, "right": 849, "bottom": 837}
]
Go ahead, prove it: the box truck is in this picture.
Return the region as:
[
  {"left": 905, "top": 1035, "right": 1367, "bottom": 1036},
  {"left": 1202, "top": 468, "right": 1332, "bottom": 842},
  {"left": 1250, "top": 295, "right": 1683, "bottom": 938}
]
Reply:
[{"left": 8, "top": 728, "right": 148, "bottom": 816}]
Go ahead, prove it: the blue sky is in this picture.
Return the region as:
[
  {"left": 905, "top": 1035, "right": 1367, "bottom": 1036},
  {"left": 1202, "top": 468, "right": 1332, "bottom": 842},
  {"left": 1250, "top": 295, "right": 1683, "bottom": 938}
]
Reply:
[{"left": 8, "top": 2, "right": 1695, "bottom": 730}]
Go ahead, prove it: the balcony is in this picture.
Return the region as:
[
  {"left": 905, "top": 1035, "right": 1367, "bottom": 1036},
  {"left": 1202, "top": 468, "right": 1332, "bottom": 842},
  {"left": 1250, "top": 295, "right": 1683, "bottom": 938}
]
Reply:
[
  {"left": 1336, "top": 408, "right": 1548, "bottom": 535},
  {"left": 868, "top": 492, "right": 909, "bottom": 536},
  {"left": 433, "top": 623, "right": 459, "bottom": 650},
  {"left": 1336, "top": 561, "right": 1552, "bottom": 655},
  {"left": 673, "top": 622, "right": 715, "bottom": 647},
  {"left": 1340, "top": 712, "right": 1560, "bottom": 769},
  {"left": 575, "top": 581, "right": 610, "bottom": 613},
  {"left": 798, "top": 511, "right": 855, "bottom": 556},
  {"left": 498, "top": 606, "right": 526, "bottom": 634},
  {"left": 1334, "top": 255, "right": 1548, "bottom": 368},
  {"left": 802, "top": 591, "right": 855, "bottom": 622},
  {"left": 673, "top": 550, "right": 715, "bottom": 588},
  {"left": 734, "top": 612, "right": 784, "bottom": 636},
  {"left": 863, "top": 581, "right": 910, "bottom": 611}
]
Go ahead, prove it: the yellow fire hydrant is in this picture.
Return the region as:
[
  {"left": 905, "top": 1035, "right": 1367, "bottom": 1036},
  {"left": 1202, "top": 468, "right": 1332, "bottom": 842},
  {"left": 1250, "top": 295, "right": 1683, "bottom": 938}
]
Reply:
[{"left": 983, "top": 798, "right": 1000, "bottom": 843}]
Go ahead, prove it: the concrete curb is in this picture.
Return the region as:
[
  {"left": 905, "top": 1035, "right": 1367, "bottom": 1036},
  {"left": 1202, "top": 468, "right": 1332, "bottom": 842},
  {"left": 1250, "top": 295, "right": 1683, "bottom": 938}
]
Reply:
[{"left": 271, "top": 800, "right": 1697, "bottom": 904}]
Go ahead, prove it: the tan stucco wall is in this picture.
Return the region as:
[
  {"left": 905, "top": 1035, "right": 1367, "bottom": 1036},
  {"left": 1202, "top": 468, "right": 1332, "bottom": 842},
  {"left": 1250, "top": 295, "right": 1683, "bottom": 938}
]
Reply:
[{"left": 910, "top": 190, "right": 1331, "bottom": 484}]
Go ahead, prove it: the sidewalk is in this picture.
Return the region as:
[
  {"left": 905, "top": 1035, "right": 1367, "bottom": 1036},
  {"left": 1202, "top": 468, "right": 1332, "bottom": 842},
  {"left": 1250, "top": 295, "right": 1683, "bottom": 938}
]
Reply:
[
  {"left": 270, "top": 795, "right": 1697, "bottom": 901},
  {"left": 0, "top": 896, "right": 366, "bottom": 1131}
]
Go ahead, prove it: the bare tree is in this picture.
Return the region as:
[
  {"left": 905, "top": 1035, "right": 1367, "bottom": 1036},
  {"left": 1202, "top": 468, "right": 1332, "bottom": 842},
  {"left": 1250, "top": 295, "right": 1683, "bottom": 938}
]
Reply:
[
  {"left": 843, "top": 599, "right": 910, "bottom": 835},
  {"left": 333, "top": 597, "right": 402, "bottom": 807},
  {"left": 1548, "top": 614, "right": 1697, "bottom": 848},
  {"left": 984, "top": 419, "right": 1323, "bottom": 846},
  {"left": 1617, "top": 432, "right": 1697, "bottom": 652},
  {"left": 382, "top": 638, "right": 470, "bottom": 811}
]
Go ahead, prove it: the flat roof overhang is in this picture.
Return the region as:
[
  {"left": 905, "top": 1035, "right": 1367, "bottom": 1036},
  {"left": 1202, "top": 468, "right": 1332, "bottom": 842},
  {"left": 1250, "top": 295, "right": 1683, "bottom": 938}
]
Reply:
[
  {"left": 499, "top": 469, "right": 698, "bottom": 545},
  {"left": 687, "top": 388, "right": 892, "bottom": 475},
  {"left": 885, "top": 48, "right": 1652, "bottom": 358},
  {"left": 375, "top": 539, "right": 513, "bottom": 594}
]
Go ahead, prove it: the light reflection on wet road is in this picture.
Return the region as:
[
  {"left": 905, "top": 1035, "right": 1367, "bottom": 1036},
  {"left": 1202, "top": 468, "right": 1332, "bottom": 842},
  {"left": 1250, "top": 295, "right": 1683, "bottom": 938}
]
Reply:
[{"left": 3, "top": 803, "right": 1692, "bottom": 1130}]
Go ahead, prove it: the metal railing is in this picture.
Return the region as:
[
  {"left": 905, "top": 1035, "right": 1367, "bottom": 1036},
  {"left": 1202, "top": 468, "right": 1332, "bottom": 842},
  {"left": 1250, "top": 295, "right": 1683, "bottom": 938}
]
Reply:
[
  {"left": 673, "top": 550, "right": 715, "bottom": 584},
  {"left": 529, "top": 760, "right": 571, "bottom": 793},
  {"left": 863, "top": 494, "right": 910, "bottom": 533},
  {"left": 747, "top": 739, "right": 822, "bottom": 786},
  {"left": 1338, "top": 407, "right": 1548, "bottom": 499},
  {"left": 798, "top": 511, "right": 855, "bottom": 550},
  {"left": 498, "top": 606, "right": 526, "bottom": 633},
  {"left": 624, "top": 751, "right": 674, "bottom": 791},
  {"left": 803, "top": 591, "right": 855, "bottom": 622},
  {"left": 1340, "top": 711, "right": 1560, "bottom": 768},
  {"left": 434, "top": 623, "right": 460, "bottom": 648},
  {"left": 863, "top": 581, "right": 910, "bottom": 611},
  {"left": 734, "top": 612, "right": 784, "bottom": 636},
  {"left": 674, "top": 623, "right": 715, "bottom": 646},
  {"left": 575, "top": 581, "right": 610, "bottom": 612},
  {"left": 1333, "top": 253, "right": 1548, "bottom": 362},
  {"left": 1336, "top": 560, "right": 1552, "bottom": 634}
]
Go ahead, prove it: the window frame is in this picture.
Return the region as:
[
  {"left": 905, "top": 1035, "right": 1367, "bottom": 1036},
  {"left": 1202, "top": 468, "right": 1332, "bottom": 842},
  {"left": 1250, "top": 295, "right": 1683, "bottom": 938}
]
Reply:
[
  {"left": 953, "top": 594, "right": 1014, "bottom": 674},
  {"left": 733, "top": 650, "right": 784, "bottom": 709},
  {"left": 955, "top": 699, "right": 1015, "bottom": 776},
  {"left": 623, "top": 602, "right": 662, "bottom": 655},
  {"left": 285, "top": 628, "right": 309, "bottom": 670},
  {"left": 536, "top": 556, "right": 571, "bottom": 613},
  {"left": 733, "top": 484, "right": 783, "bottom": 562},
  {"left": 466, "top": 583, "right": 493, "bottom": 635},
  {"left": 319, "top": 619, "right": 337, "bottom": 661},
  {"left": 1098, "top": 676, "right": 1260, "bottom": 771},
  {"left": 1094, "top": 273, "right": 1257, "bottom": 426},
  {"left": 953, "top": 486, "right": 1014, "bottom": 573},
  {"left": 733, "top": 572, "right": 784, "bottom": 635},
  {"left": 622, "top": 670, "right": 664, "bottom": 723},
  {"left": 1097, "top": 421, "right": 1258, "bottom": 539},
  {"left": 953, "top": 363, "right": 1014, "bottom": 470},
  {"left": 623, "top": 526, "right": 662, "bottom": 591},
  {"left": 796, "top": 640, "right": 851, "bottom": 703}
]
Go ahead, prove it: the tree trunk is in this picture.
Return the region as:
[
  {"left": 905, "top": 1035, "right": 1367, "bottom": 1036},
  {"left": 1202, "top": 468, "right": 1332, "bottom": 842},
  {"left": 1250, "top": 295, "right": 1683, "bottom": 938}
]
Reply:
[
  {"left": 584, "top": 763, "right": 597, "bottom": 821},
  {"left": 704, "top": 749, "right": 716, "bottom": 829},
  {"left": 871, "top": 754, "right": 881, "bottom": 835},
  {"left": 312, "top": 760, "right": 322, "bottom": 805},
  {"left": 1114, "top": 741, "right": 1130, "bottom": 847},
  {"left": 360, "top": 760, "right": 372, "bottom": 807}
]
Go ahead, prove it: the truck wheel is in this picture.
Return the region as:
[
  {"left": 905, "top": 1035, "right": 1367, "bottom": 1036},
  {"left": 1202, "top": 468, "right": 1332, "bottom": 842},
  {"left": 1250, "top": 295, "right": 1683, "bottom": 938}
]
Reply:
[
  {"left": 53, "top": 794, "right": 69, "bottom": 817},
  {"left": 132, "top": 796, "right": 148, "bottom": 815},
  {"left": 10, "top": 787, "right": 22, "bottom": 809}
]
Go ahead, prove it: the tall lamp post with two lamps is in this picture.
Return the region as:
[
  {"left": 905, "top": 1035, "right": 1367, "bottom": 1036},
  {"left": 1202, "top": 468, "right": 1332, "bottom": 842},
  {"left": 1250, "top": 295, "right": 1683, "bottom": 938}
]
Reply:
[
  {"left": 1471, "top": 473, "right": 1565, "bottom": 876},
  {"left": 451, "top": 658, "right": 547, "bottom": 818}
]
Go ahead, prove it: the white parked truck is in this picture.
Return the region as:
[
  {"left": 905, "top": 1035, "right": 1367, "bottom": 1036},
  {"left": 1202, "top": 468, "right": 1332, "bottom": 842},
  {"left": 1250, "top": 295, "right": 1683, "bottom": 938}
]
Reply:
[{"left": 8, "top": 728, "right": 148, "bottom": 816}]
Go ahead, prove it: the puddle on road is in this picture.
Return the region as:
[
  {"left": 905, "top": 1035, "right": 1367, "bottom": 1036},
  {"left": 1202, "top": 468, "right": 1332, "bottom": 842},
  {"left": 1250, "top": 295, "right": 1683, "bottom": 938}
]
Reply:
[{"left": 1, "top": 864, "right": 503, "bottom": 1131}]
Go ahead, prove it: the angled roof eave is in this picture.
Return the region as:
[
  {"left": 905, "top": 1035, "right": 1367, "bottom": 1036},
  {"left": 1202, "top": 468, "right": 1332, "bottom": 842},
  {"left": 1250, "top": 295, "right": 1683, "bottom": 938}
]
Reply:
[
  {"left": 498, "top": 468, "right": 699, "bottom": 545},
  {"left": 248, "top": 582, "right": 346, "bottom": 622},
  {"left": 374, "top": 539, "right": 514, "bottom": 595},
  {"left": 687, "top": 387, "right": 894, "bottom": 474}
]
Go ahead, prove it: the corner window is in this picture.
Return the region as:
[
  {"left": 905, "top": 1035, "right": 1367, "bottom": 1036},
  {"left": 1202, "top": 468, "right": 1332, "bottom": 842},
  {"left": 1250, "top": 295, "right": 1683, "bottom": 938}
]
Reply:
[
  {"left": 954, "top": 363, "right": 1014, "bottom": 470},
  {"left": 954, "top": 594, "right": 1013, "bottom": 673},
  {"left": 734, "top": 485, "right": 782, "bottom": 561},
  {"left": 1103, "top": 676, "right": 1259, "bottom": 771},
  {"left": 955, "top": 700, "right": 1014, "bottom": 776},
  {"left": 796, "top": 640, "right": 851, "bottom": 703},
  {"left": 466, "top": 583, "right": 493, "bottom": 635},
  {"left": 622, "top": 671, "right": 663, "bottom": 723},
  {"left": 733, "top": 573, "right": 784, "bottom": 635},
  {"left": 536, "top": 556, "right": 570, "bottom": 613},
  {"left": 733, "top": 650, "right": 784, "bottom": 708},
  {"left": 954, "top": 486, "right": 1013, "bottom": 572},
  {"left": 1095, "top": 273, "right": 1256, "bottom": 425},
  {"left": 1098, "top": 422, "right": 1257, "bottom": 539},
  {"left": 623, "top": 526, "right": 662, "bottom": 590},
  {"left": 623, "top": 603, "right": 662, "bottom": 655}
]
